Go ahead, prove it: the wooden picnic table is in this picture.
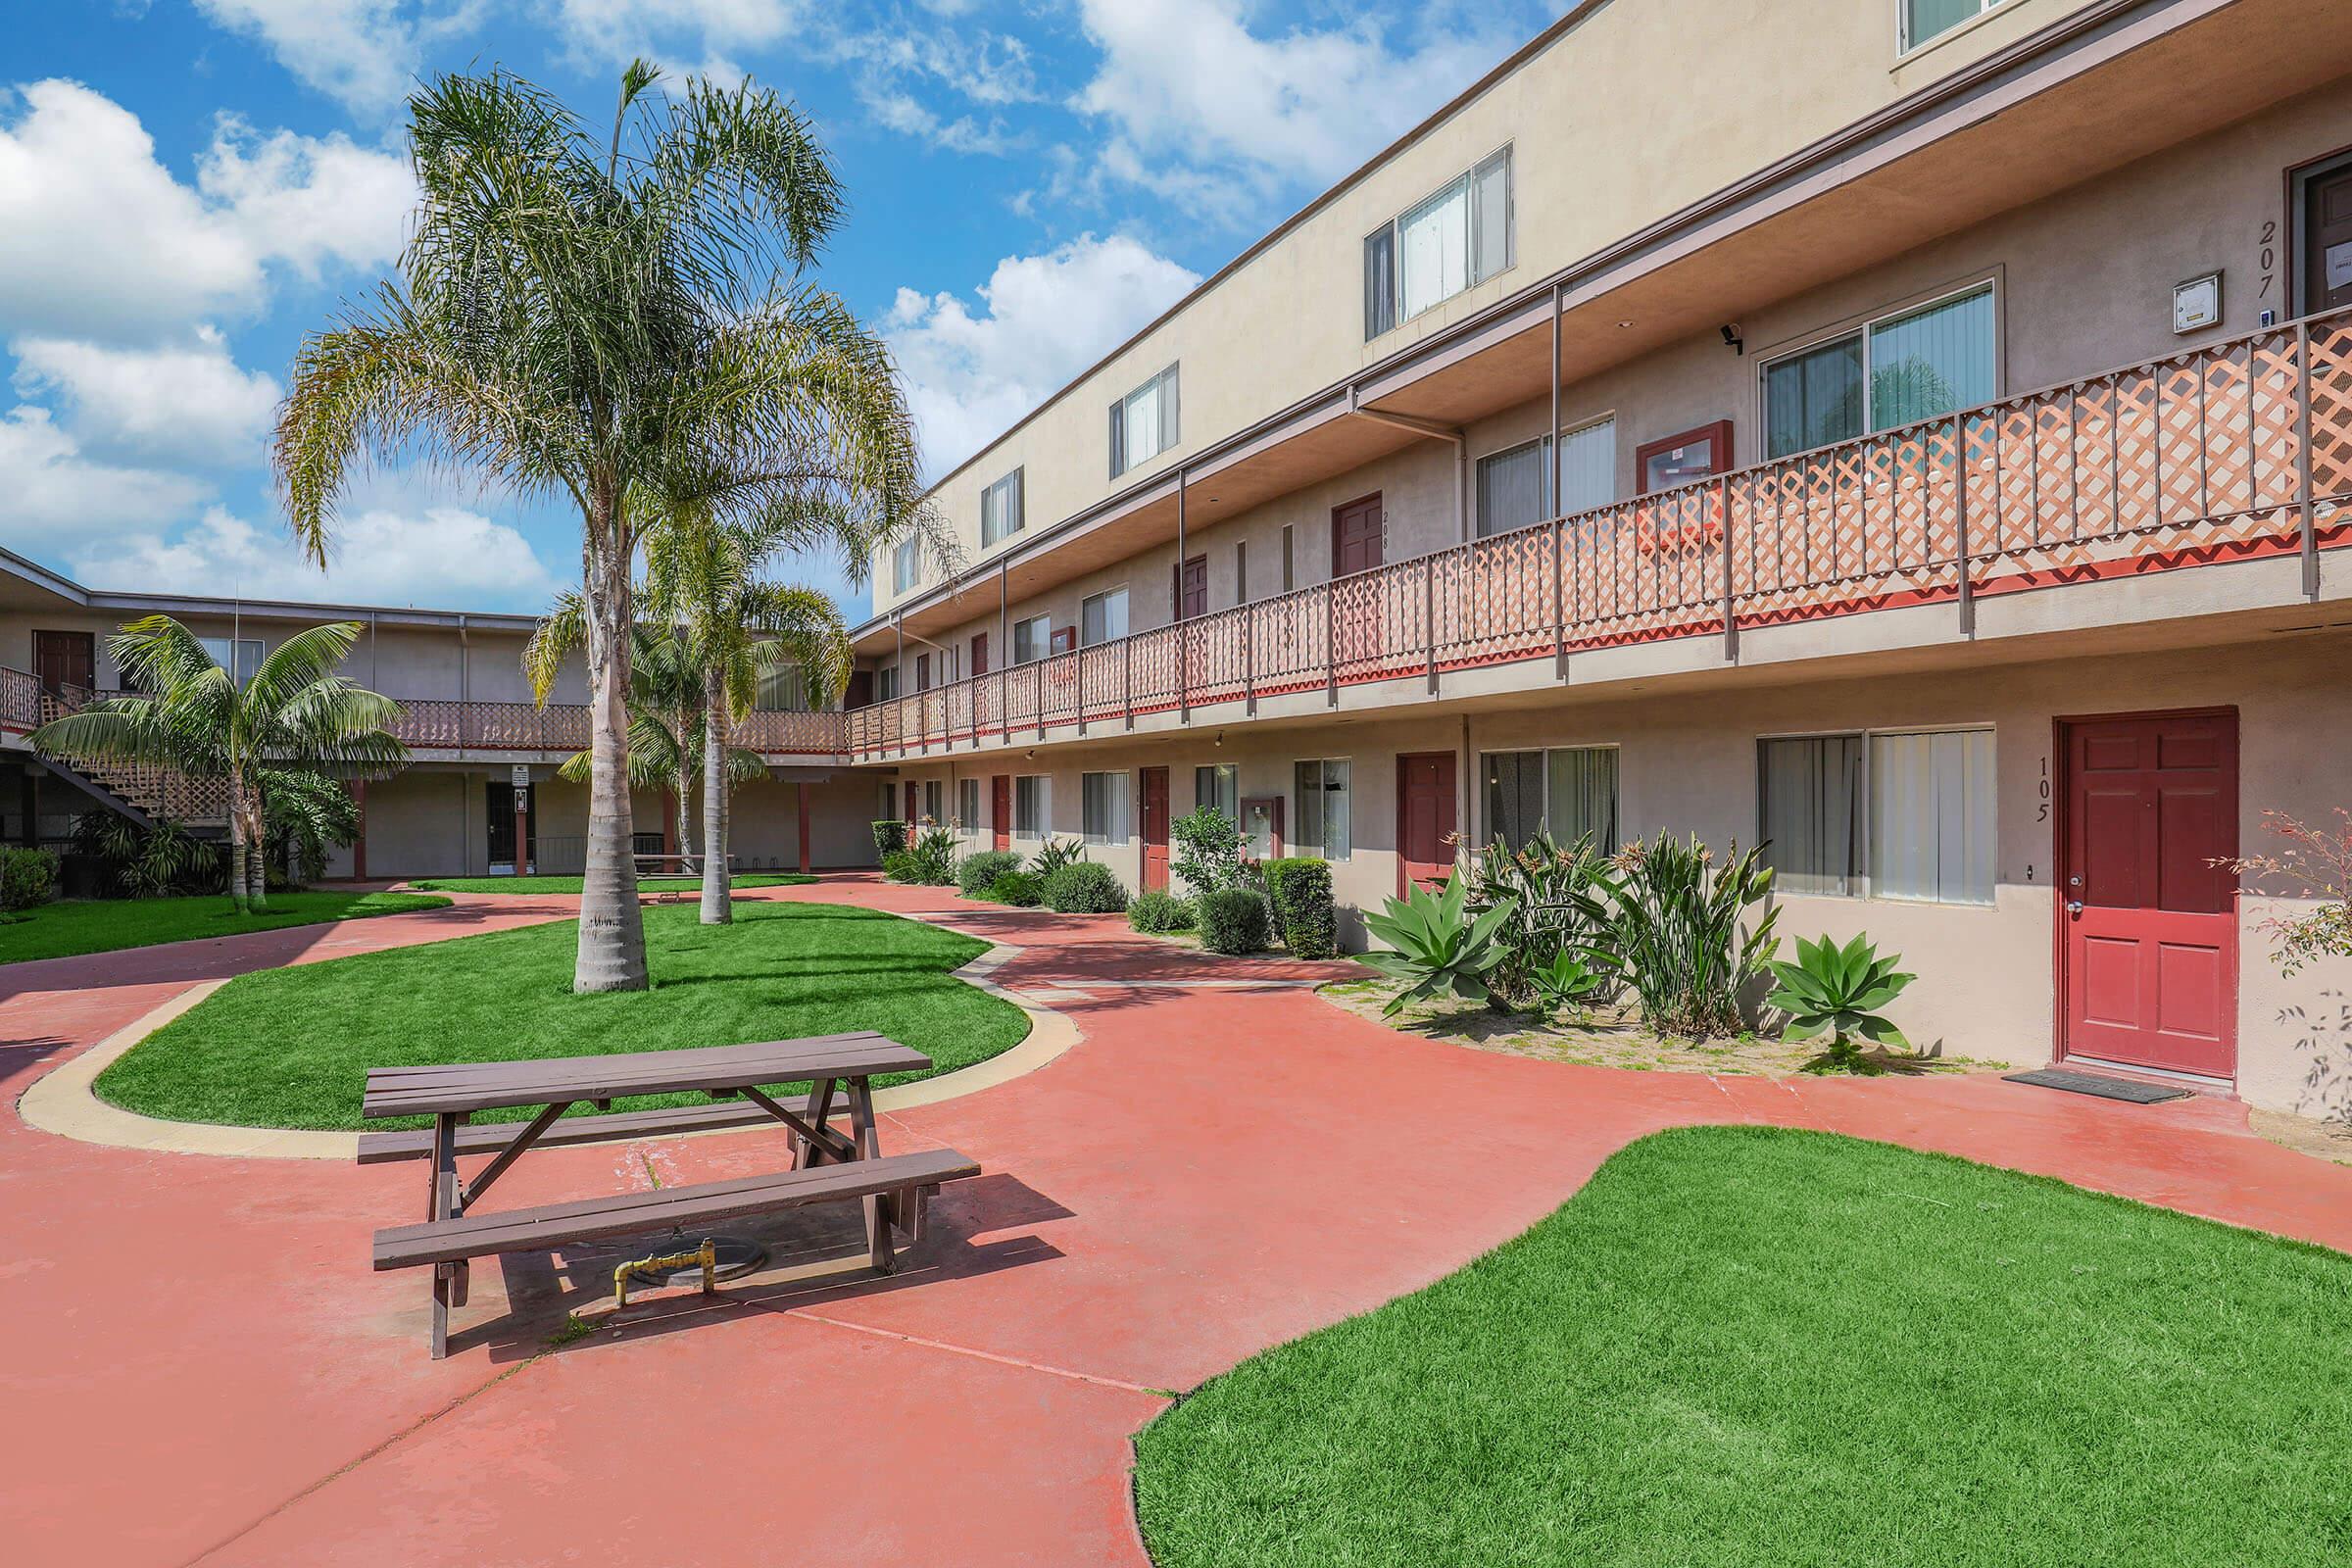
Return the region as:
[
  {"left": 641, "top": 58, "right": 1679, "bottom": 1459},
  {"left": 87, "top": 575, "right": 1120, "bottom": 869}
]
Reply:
[{"left": 361, "top": 1034, "right": 977, "bottom": 1357}]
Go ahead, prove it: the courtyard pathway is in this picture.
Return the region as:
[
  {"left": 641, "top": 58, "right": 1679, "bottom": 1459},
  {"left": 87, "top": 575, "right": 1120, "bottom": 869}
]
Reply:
[{"left": 4, "top": 875, "right": 2348, "bottom": 1566}]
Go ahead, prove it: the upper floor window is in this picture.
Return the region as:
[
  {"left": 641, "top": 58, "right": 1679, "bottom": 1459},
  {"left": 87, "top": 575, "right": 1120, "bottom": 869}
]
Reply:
[
  {"left": 1364, "top": 147, "right": 1512, "bottom": 339},
  {"left": 875, "top": 664, "right": 901, "bottom": 702},
  {"left": 1763, "top": 283, "right": 1995, "bottom": 460},
  {"left": 1109, "top": 365, "right": 1179, "bottom": 479},
  {"left": 1475, "top": 418, "right": 1617, "bottom": 537},
  {"left": 891, "top": 536, "right": 920, "bottom": 595},
  {"left": 1011, "top": 612, "right": 1053, "bottom": 665},
  {"left": 756, "top": 666, "right": 834, "bottom": 711},
  {"left": 1901, "top": 0, "right": 2005, "bottom": 53},
  {"left": 981, "top": 467, "right": 1024, "bottom": 546},
  {"left": 199, "top": 636, "right": 264, "bottom": 685},
  {"left": 1080, "top": 586, "right": 1129, "bottom": 647}
]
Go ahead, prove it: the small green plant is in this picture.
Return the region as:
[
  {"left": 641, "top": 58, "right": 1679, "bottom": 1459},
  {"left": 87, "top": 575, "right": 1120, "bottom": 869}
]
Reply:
[
  {"left": 1465, "top": 831, "right": 1609, "bottom": 1008},
  {"left": 1361, "top": 871, "right": 1517, "bottom": 1016},
  {"left": 1198, "top": 887, "right": 1271, "bottom": 955},
  {"left": 871, "top": 819, "right": 908, "bottom": 858},
  {"left": 880, "top": 848, "right": 921, "bottom": 883},
  {"left": 906, "top": 825, "right": 958, "bottom": 885},
  {"left": 1530, "top": 951, "right": 1606, "bottom": 1020},
  {"left": 1170, "top": 805, "right": 1247, "bottom": 896},
  {"left": 956, "top": 850, "right": 1021, "bottom": 898},
  {"left": 1768, "top": 932, "right": 1920, "bottom": 1075},
  {"left": 981, "top": 869, "right": 1043, "bottom": 906},
  {"left": 1043, "top": 860, "right": 1129, "bottom": 914},
  {"left": 1572, "top": 835, "right": 1778, "bottom": 1041},
  {"left": 1029, "top": 837, "right": 1086, "bottom": 878},
  {"left": 1265, "top": 858, "right": 1337, "bottom": 958},
  {"left": 1128, "top": 889, "right": 1196, "bottom": 933},
  {"left": 69, "top": 812, "right": 222, "bottom": 899},
  {"left": 0, "top": 846, "right": 60, "bottom": 912}
]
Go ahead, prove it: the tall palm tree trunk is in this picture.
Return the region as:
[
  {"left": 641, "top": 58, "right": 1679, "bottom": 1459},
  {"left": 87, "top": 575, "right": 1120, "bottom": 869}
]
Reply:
[
  {"left": 575, "top": 525, "right": 649, "bottom": 993},
  {"left": 675, "top": 756, "right": 694, "bottom": 871},
  {"left": 243, "top": 787, "right": 270, "bottom": 912},
  {"left": 225, "top": 766, "right": 251, "bottom": 915},
  {"left": 701, "top": 667, "right": 733, "bottom": 924}
]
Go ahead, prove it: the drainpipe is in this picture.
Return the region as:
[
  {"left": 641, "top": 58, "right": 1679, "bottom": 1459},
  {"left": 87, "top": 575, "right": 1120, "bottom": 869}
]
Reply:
[{"left": 1347, "top": 385, "right": 1468, "bottom": 543}]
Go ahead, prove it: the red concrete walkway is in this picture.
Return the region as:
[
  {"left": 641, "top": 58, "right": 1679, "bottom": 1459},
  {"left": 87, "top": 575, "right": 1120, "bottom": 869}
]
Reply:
[{"left": 4, "top": 875, "right": 2348, "bottom": 1566}]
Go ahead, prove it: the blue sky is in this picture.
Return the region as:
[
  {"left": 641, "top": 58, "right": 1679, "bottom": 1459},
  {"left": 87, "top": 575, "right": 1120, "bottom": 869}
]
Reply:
[{"left": 3, "top": 0, "right": 1556, "bottom": 624}]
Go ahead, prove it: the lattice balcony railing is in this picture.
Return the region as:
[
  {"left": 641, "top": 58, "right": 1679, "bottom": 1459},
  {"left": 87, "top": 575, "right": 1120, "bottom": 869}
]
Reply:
[{"left": 849, "top": 306, "right": 2352, "bottom": 761}]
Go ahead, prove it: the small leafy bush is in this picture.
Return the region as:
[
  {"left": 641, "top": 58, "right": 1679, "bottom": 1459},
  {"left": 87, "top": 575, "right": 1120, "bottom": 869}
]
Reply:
[
  {"left": 1530, "top": 951, "right": 1606, "bottom": 1019},
  {"left": 1362, "top": 871, "right": 1517, "bottom": 1015},
  {"left": 1043, "top": 860, "right": 1129, "bottom": 914},
  {"left": 1128, "top": 889, "right": 1196, "bottom": 933},
  {"left": 1265, "top": 858, "right": 1337, "bottom": 958},
  {"left": 69, "top": 812, "right": 223, "bottom": 898},
  {"left": 1029, "top": 837, "right": 1086, "bottom": 878},
  {"left": 880, "top": 849, "right": 921, "bottom": 883},
  {"left": 1768, "top": 932, "right": 1921, "bottom": 1075},
  {"left": 981, "top": 869, "right": 1043, "bottom": 907},
  {"left": 1171, "top": 805, "right": 1247, "bottom": 897},
  {"left": 0, "top": 847, "right": 60, "bottom": 911},
  {"left": 1198, "top": 887, "right": 1271, "bottom": 955},
  {"left": 956, "top": 850, "right": 1021, "bottom": 898},
  {"left": 871, "top": 819, "right": 908, "bottom": 858},
  {"left": 906, "top": 826, "right": 958, "bottom": 885}
]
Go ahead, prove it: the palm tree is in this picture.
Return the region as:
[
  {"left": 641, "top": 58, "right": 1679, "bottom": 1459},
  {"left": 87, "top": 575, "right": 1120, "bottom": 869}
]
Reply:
[
  {"left": 30, "top": 617, "right": 406, "bottom": 913},
  {"left": 642, "top": 499, "right": 854, "bottom": 921},
  {"left": 274, "top": 62, "right": 938, "bottom": 992}
]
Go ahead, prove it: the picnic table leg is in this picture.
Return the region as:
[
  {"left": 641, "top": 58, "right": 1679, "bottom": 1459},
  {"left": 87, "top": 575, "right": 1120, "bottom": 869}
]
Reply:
[
  {"left": 427, "top": 1111, "right": 468, "bottom": 1358},
  {"left": 794, "top": 1077, "right": 839, "bottom": 1170},
  {"left": 845, "top": 1078, "right": 895, "bottom": 1274}
]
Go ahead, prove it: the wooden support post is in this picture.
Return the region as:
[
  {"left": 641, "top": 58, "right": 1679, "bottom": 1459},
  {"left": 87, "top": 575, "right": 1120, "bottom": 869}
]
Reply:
[
  {"left": 796, "top": 782, "right": 810, "bottom": 873},
  {"left": 1954, "top": 412, "right": 1976, "bottom": 635},
  {"left": 1719, "top": 476, "right": 1738, "bottom": 661},
  {"left": 1424, "top": 555, "right": 1438, "bottom": 695},
  {"left": 2298, "top": 318, "right": 2319, "bottom": 601}
]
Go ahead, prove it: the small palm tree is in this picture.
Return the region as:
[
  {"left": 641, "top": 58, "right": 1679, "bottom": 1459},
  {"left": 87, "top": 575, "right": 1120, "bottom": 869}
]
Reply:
[
  {"left": 275, "top": 62, "right": 940, "bottom": 992},
  {"left": 31, "top": 616, "right": 406, "bottom": 913},
  {"left": 642, "top": 497, "right": 854, "bottom": 922}
]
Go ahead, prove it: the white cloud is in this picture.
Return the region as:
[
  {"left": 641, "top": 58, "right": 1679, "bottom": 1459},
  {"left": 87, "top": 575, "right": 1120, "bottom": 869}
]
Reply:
[
  {"left": 857, "top": 84, "right": 1019, "bottom": 158},
  {"left": 1072, "top": 0, "right": 1514, "bottom": 218},
  {"left": 72, "top": 505, "right": 562, "bottom": 611},
  {"left": 0, "top": 80, "right": 414, "bottom": 342},
  {"left": 549, "top": 0, "right": 802, "bottom": 70},
  {"left": 0, "top": 406, "right": 213, "bottom": 544},
  {"left": 191, "top": 0, "right": 485, "bottom": 117},
  {"left": 11, "top": 327, "right": 281, "bottom": 468},
  {"left": 884, "top": 234, "right": 1200, "bottom": 479}
]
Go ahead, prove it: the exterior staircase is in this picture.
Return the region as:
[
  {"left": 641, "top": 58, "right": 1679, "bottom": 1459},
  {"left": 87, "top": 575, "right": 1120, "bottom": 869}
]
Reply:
[{"left": 30, "top": 689, "right": 229, "bottom": 834}]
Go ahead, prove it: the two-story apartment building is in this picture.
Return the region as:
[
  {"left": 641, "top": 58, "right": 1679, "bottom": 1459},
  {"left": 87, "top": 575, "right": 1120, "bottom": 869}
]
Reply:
[{"left": 843, "top": 0, "right": 2352, "bottom": 1117}]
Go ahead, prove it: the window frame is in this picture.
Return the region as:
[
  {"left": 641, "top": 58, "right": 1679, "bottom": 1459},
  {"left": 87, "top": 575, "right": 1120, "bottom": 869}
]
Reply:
[
  {"left": 980, "top": 466, "right": 1024, "bottom": 547},
  {"left": 1363, "top": 145, "right": 1514, "bottom": 340},
  {"left": 199, "top": 635, "right": 265, "bottom": 685},
  {"left": 875, "top": 664, "right": 901, "bottom": 703},
  {"left": 958, "top": 777, "right": 981, "bottom": 834},
  {"left": 1081, "top": 769, "right": 1130, "bottom": 845},
  {"left": 1755, "top": 725, "right": 1997, "bottom": 906},
  {"left": 1109, "top": 364, "right": 1180, "bottom": 479},
  {"left": 1292, "top": 757, "right": 1353, "bottom": 861},
  {"left": 891, "top": 536, "right": 920, "bottom": 596},
  {"left": 1013, "top": 774, "right": 1051, "bottom": 839},
  {"left": 1478, "top": 744, "right": 1621, "bottom": 854},
  {"left": 1756, "top": 277, "right": 2001, "bottom": 462},
  {"left": 1897, "top": 0, "right": 2008, "bottom": 56},
  {"left": 1195, "top": 762, "right": 1239, "bottom": 823},
  {"left": 1011, "top": 613, "right": 1053, "bottom": 665},
  {"left": 1079, "top": 585, "right": 1130, "bottom": 647},
  {"left": 1633, "top": 419, "right": 1735, "bottom": 496}
]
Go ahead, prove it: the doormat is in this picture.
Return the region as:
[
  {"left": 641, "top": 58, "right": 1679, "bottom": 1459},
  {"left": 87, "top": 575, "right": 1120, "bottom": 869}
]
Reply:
[{"left": 2002, "top": 1068, "right": 2193, "bottom": 1104}]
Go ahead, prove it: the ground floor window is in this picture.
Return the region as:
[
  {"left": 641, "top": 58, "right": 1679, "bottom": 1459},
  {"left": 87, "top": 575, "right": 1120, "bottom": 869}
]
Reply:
[
  {"left": 1293, "top": 759, "right": 1351, "bottom": 859},
  {"left": 958, "top": 777, "right": 981, "bottom": 833},
  {"left": 1014, "top": 775, "right": 1050, "bottom": 838},
  {"left": 1082, "top": 770, "right": 1129, "bottom": 844},
  {"left": 923, "top": 779, "right": 944, "bottom": 827},
  {"left": 1482, "top": 746, "right": 1618, "bottom": 853},
  {"left": 1196, "top": 762, "right": 1239, "bottom": 822},
  {"left": 1758, "top": 728, "right": 1993, "bottom": 903}
]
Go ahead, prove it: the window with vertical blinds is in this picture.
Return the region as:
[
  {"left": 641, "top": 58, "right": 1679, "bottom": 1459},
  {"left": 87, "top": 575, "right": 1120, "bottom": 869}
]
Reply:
[
  {"left": 1110, "top": 365, "right": 1179, "bottom": 478},
  {"left": 1196, "top": 763, "right": 1239, "bottom": 822},
  {"left": 1082, "top": 771, "right": 1128, "bottom": 844},
  {"left": 958, "top": 777, "right": 981, "bottom": 833},
  {"left": 1762, "top": 283, "right": 1994, "bottom": 459},
  {"left": 1014, "top": 775, "right": 1050, "bottom": 837},
  {"left": 1476, "top": 439, "right": 1549, "bottom": 537},
  {"left": 1483, "top": 747, "right": 1618, "bottom": 853},
  {"left": 1560, "top": 418, "right": 1615, "bottom": 514},
  {"left": 1294, "top": 759, "right": 1351, "bottom": 859},
  {"left": 1364, "top": 147, "right": 1512, "bottom": 339},
  {"left": 980, "top": 467, "right": 1023, "bottom": 545},
  {"left": 1871, "top": 729, "right": 1995, "bottom": 904},
  {"left": 1758, "top": 735, "right": 1865, "bottom": 896}
]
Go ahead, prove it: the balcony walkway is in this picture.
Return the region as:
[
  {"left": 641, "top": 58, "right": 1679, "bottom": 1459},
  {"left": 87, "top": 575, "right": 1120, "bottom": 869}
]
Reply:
[{"left": 3, "top": 874, "right": 2348, "bottom": 1565}]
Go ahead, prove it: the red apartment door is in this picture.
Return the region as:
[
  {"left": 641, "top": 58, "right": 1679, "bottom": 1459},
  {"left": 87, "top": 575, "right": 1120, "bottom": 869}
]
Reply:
[
  {"left": 32, "top": 630, "right": 93, "bottom": 698},
  {"left": 970, "top": 631, "right": 990, "bottom": 677},
  {"left": 904, "top": 780, "right": 919, "bottom": 825},
  {"left": 1331, "top": 495, "right": 1385, "bottom": 672},
  {"left": 991, "top": 775, "right": 1012, "bottom": 852},
  {"left": 1396, "top": 753, "right": 1457, "bottom": 896},
  {"left": 1332, "top": 494, "right": 1384, "bottom": 575},
  {"left": 1139, "top": 767, "right": 1171, "bottom": 892},
  {"left": 2302, "top": 158, "right": 2352, "bottom": 314},
  {"left": 1177, "top": 555, "right": 1208, "bottom": 619},
  {"left": 2058, "top": 710, "right": 2238, "bottom": 1079}
]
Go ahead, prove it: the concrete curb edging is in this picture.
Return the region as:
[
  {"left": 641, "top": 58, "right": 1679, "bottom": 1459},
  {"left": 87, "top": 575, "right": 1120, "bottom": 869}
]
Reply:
[{"left": 16, "top": 932, "right": 1079, "bottom": 1161}]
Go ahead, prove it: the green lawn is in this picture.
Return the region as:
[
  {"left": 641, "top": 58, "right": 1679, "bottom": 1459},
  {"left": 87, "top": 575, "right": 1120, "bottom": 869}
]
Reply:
[
  {"left": 1135, "top": 1127, "right": 2352, "bottom": 1568},
  {"left": 96, "top": 900, "right": 1028, "bottom": 1131},
  {"left": 0, "top": 891, "right": 452, "bottom": 966},
  {"left": 406, "top": 872, "right": 815, "bottom": 895}
]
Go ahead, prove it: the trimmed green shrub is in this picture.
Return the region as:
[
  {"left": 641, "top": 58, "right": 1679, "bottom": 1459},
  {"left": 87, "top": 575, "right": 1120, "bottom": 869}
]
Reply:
[
  {"left": 1265, "top": 858, "right": 1337, "bottom": 958},
  {"left": 0, "top": 847, "right": 59, "bottom": 912},
  {"left": 1043, "top": 860, "right": 1129, "bottom": 914},
  {"left": 880, "top": 849, "right": 921, "bottom": 883},
  {"left": 1128, "top": 889, "right": 1196, "bottom": 933},
  {"left": 1198, "top": 887, "right": 1271, "bottom": 956},
  {"left": 956, "top": 850, "right": 1021, "bottom": 898},
  {"left": 871, "top": 819, "right": 908, "bottom": 858},
  {"left": 981, "top": 870, "right": 1043, "bottom": 907}
]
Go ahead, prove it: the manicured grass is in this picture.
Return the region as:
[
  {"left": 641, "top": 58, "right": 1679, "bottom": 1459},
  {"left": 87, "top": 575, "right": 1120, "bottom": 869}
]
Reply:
[
  {"left": 406, "top": 872, "right": 815, "bottom": 895},
  {"left": 0, "top": 891, "right": 452, "bottom": 967},
  {"left": 96, "top": 900, "right": 1028, "bottom": 1131},
  {"left": 1135, "top": 1127, "right": 2352, "bottom": 1568}
]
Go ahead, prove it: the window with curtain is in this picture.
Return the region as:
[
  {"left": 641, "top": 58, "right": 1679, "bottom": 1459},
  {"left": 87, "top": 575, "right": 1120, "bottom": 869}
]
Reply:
[
  {"left": 875, "top": 665, "right": 900, "bottom": 702},
  {"left": 1903, "top": 0, "right": 2004, "bottom": 52},
  {"left": 758, "top": 667, "right": 836, "bottom": 711},
  {"left": 1195, "top": 763, "right": 1239, "bottom": 822},
  {"left": 1109, "top": 365, "right": 1179, "bottom": 477},
  {"left": 1763, "top": 283, "right": 1995, "bottom": 459},
  {"left": 1080, "top": 587, "right": 1129, "bottom": 646},
  {"left": 1477, "top": 438, "right": 1549, "bottom": 537},
  {"left": 1560, "top": 417, "right": 1615, "bottom": 514},
  {"left": 1483, "top": 747, "right": 1619, "bottom": 853},
  {"left": 1871, "top": 728, "right": 1995, "bottom": 904},
  {"left": 922, "top": 780, "right": 944, "bottom": 825},
  {"left": 1483, "top": 751, "right": 1546, "bottom": 847},
  {"left": 1364, "top": 148, "right": 1512, "bottom": 338},
  {"left": 1293, "top": 759, "right": 1351, "bottom": 859},
  {"left": 892, "top": 537, "right": 920, "bottom": 594},
  {"left": 1014, "top": 775, "right": 1050, "bottom": 837},
  {"left": 981, "top": 467, "right": 1023, "bottom": 546},
  {"left": 200, "top": 636, "right": 264, "bottom": 685},
  {"left": 1758, "top": 735, "right": 1865, "bottom": 896},
  {"left": 1012, "top": 614, "right": 1052, "bottom": 664},
  {"left": 1082, "top": 771, "right": 1129, "bottom": 844},
  {"left": 958, "top": 777, "right": 981, "bottom": 833}
]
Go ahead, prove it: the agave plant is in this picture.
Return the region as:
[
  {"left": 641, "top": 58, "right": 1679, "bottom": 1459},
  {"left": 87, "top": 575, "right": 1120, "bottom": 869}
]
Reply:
[
  {"left": 1570, "top": 834, "right": 1778, "bottom": 1041},
  {"left": 1767, "top": 932, "right": 1920, "bottom": 1075},
  {"left": 1530, "top": 950, "right": 1606, "bottom": 1020},
  {"left": 1361, "top": 871, "right": 1519, "bottom": 1017}
]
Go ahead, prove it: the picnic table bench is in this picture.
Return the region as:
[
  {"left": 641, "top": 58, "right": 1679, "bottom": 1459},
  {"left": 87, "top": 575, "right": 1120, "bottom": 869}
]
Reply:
[
  {"left": 631, "top": 852, "right": 734, "bottom": 899},
  {"left": 361, "top": 1034, "right": 978, "bottom": 1357}
]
